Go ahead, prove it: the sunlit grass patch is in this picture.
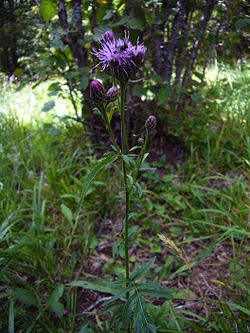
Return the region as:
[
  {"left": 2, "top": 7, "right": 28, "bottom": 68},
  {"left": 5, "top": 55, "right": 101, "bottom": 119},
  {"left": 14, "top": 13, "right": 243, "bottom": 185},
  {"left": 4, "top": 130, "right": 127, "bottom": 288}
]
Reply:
[{"left": 0, "top": 78, "right": 76, "bottom": 124}]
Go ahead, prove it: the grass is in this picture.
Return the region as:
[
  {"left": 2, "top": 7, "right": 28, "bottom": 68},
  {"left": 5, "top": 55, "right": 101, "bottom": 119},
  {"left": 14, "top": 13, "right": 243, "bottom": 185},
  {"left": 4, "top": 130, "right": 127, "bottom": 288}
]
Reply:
[{"left": 0, "top": 62, "right": 249, "bottom": 332}]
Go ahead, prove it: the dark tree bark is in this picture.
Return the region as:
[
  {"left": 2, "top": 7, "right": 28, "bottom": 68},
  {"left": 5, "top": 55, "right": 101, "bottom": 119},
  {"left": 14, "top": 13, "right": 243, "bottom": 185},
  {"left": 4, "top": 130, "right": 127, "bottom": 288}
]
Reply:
[
  {"left": 201, "top": 6, "right": 228, "bottom": 84},
  {"left": 182, "top": 0, "right": 218, "bottom": 88},
  {"left": 162, "top": 0, "right": 186, "bottom": 83},
  {"left": 174, "top": 6, "right": 195, "bottom": 89},
  {"left": 72, "top": 0, "right": 82, "bottom": 31},
  {"left": 0, "top": 0, "right": 18, "bottom": 74},
  {"left": 58, "top": 0, "right": 87, "bottom": 68},
  {"left": 151, "top": 0, "right": 169, "bottom": 76}
]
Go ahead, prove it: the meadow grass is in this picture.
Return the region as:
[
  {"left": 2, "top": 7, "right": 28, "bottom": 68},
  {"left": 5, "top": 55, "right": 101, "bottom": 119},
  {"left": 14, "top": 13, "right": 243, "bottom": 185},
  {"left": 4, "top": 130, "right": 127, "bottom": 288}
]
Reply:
[{"left": 0, "top": 62, "right": 249, "bottom": 332}]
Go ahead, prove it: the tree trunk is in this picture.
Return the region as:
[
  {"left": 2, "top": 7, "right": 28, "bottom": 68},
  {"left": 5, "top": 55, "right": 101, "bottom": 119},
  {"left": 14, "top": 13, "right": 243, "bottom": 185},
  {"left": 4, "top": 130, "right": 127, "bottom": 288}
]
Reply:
[
  {"left": 162, "top": 0, "right": 186, "bottom": 83},
  {"left": 58, "top": 0, "right": 87, "bottom": 68},
  {"left": 182, "top": 0, "right": 217, "bottom": 88},
  {"left": 201, "top": 7, "right": 228, "bottom": 84}
]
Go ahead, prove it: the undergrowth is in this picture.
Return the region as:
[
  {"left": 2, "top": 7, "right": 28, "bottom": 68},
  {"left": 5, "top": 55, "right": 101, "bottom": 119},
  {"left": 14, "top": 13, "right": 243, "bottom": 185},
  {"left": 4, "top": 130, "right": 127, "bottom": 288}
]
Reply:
[{"left": 0, "top": 62, "right": 249, "bottom": 332}]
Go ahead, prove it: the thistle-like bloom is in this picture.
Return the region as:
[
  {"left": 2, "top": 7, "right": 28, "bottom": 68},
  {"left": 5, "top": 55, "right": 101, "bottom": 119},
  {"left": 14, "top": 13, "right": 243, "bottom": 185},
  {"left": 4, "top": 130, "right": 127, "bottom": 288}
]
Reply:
[
  {"left": 106, "top": 86, "right": 119, "bottom": 103},
  {"left": 89, "top": 80, "right": 105, "bottom": 104},
  {"left": 145, "top": 115, "right": 156, "bottom": 129},
  {"left": 92, "top": 31, "right": 146, "bottom": 80}
]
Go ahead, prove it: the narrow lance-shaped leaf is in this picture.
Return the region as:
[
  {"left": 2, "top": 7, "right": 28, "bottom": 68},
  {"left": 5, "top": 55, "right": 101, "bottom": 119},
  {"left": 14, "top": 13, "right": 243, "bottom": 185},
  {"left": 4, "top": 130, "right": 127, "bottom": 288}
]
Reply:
[
  {"left": 74, "top": 151, "right": 117, "bottom": 218},
  {"left": 9, "top": 298, "right": 14, "bottom": 333},
  {"left": 67, "top": 280, "right": 118, "bottom": 295},
  {"left": 122, "top": 292, "right": 137, "bottom": 330},
  {"left": 104, "top": 285, "right": 133, "bottom": 305},
  {"left": 130, "top": 257, "right": 156, "bottom": 281}
]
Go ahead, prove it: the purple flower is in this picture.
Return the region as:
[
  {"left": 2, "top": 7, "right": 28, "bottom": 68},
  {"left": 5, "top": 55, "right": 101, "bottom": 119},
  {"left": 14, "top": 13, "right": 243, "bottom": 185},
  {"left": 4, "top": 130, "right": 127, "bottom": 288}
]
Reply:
[
  {"left": 106, "top": 86, "right": 119, "bottom": 103},
  {"left": 103, "top": 30, "right": 115, "bottom": 43},
  {"left": 145, "top": 115, "right": 156, "bottom": 129},
  {"left": 93, "top": 31, "right": 146, "bottom": 80},
  {"left": 89, "top": 80, "right": 105, "bottom": 103}
]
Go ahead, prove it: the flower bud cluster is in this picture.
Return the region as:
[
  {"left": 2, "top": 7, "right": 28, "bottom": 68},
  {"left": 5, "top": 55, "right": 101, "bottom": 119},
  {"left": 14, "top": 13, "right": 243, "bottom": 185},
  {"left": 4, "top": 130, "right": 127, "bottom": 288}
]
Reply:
[{"left": 89, "top": 80, "right": 119, "bottom": 106}]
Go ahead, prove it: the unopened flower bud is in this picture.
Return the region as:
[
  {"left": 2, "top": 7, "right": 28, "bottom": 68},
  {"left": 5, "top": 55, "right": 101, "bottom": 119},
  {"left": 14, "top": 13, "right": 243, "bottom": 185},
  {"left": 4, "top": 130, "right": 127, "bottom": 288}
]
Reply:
[
  {"left": 89, "top": 80, "right": 105, "bottom": 104},
  {"left": 63, "top": 309, "right": 67, "bottom": 317},
  {"left": 131, "top": 46, "right": 146, "bottom": 70},
  {"left": 145, "top": 115, "right": 156, "bottom": 129},
  {"left": 106, "top": 86, "right": 119, "bottom": 103},
  {"left": 137, "top": 137, "right": 144, "bottom": 145},
  {"left": 103, "top": 30, "right": 115, "bottom": 43}
]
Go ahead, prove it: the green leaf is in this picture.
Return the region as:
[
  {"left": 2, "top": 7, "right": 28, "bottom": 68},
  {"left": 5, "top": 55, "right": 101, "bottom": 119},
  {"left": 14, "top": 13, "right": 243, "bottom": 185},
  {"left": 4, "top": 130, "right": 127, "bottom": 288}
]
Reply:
[
  {"left": 138, "top": 282, "right": 174, "bottom": 299},
  {"left": 121, "top": 154, "right": 130, "bottom": 165},
  {"left": 41, "top": 100, "right": 55, "bottom": 112},
  {"left": 157, "top": 87, "right": 167, "bottom": 105},
  {"left": 13, "top": 288, "right": 37, "bottom": 306},
  {"left": 80, "top": 76, "right": 89, "bottom": 90},
  {"left": 133, "top": 293, "right": 156, "bottom": 333},
  {"left": 133, "top": 85, "right": 145, "bottom": 98},
  {"left": 61, "top": 204, "right": 73, "bottom": 225},
  {"left": 105, "top": 285, "right": 132, "bottom": 305},
  {"left": 223, "top": 301, "right": 250, "bottom": 316},
  {"left": 174, "top": 289, "right": 195, "bottom": 300},
  {"left": 130, "top": 257, "right": 156, "bottom": 281},
  {"left": 67, "top": 280, "right": 118, "bottom": 295},
  {"left": 9, "top": 298, "right": 14, "bottom": 333},
  {"left": 77, "top": 323, "right": 90, "bottom": 333},
  {"left": 50, "top": 301, "right": 64, "bottom": 318},
  {"left": 14, "top": 68, "right": 23, "bottom": 77},
  {"left": 127, "top": 18, "right": 144, "bottom": 30},
  {"left": 103, "top": 10, "right": 113, "bottom": 21},
  {"left": 112, "top": 16, "right": 129, "bottom": 27},
  {"left": 122, "top": 293, "right": 137, "bottom": 330},
  {"left": 235, "top": 18, "right": 250, "bottom": 30},
  {"left": 149, "top": 73, "right": 162, "bottom": 84},
  {"left": 74, "top": 151, "right": 117, "bottom": 217},
  {"left": 145, "top": 10, "right": 155, "bottom": 26},
  {"left": 157, "top": 85, "right": 172, "bottom": 105},
  {"left": 135, "top": 182, "right": 143, "bottom": 198},
  {"left": 48, "top": 285, "right": 64, "bottom": 305},
  {"left": 112, "top": 237, "right": 123, "bottom": 258},
  {"left": 39, "top": 0, "right": 58, "bottom": 22}
]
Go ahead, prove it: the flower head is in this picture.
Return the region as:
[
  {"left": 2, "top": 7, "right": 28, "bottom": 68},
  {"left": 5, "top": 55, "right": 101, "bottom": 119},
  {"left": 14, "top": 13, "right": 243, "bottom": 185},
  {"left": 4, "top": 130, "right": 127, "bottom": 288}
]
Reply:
[
  {"left": 89, "top": 80, "right": 105, "bottom": 104},
  {"left": 106, "top": 86, "right": 119, "bottom": 103},
  {"left": 145, "top": 115, "right": 156, "bottom": 129},
  {"left": 93, "top": 31, "right": 146, "bottom": 80}
]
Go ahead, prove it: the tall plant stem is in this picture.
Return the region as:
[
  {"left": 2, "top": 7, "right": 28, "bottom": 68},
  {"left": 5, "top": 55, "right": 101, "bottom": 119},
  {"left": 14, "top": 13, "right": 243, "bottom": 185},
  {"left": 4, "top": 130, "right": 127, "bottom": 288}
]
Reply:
[
  {"left": 101, "top": 106, "right": 120, "bottom": 154},
  {"left": 133, "top": 129, "right": 149, "bottom": 181},
  {"left": 120, "top": 81, "right": 130, "bottom": 296}
]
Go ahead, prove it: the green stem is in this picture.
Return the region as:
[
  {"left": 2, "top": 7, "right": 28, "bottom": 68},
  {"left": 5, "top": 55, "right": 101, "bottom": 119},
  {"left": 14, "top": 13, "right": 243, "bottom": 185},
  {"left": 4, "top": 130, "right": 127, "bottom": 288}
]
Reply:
[
  {"left": 120, "top": 81, "right": 130, "bottom": 297},
  {"left": 101, "top": 106, "right": 120, "bottom": 154},
  {"left": 133, "top": 129, "right": 149, "bottom": 182}
]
